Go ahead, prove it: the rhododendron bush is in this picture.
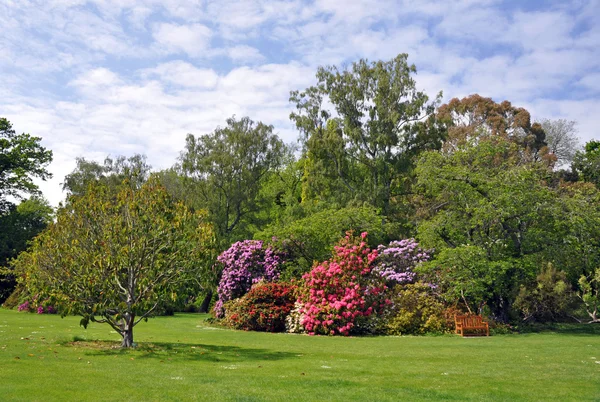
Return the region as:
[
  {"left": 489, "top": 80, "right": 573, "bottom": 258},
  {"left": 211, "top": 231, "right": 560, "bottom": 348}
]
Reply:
[
  {"left": 374, "top": 239, "right": 431, "bottom": 284},
  {"left": 214, "top": 240, "right": 282, "bottom": 318},
  {"left": 224, "top": 281, "right": 297, "bottom": 332},
  {"left": 296, "top": 232, "right": 389, "bottom": 336}
]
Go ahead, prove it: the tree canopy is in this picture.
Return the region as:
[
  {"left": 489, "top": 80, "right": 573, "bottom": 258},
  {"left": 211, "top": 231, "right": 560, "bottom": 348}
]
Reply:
[{"left": 12, "top": 177, "right": 215, "bottom": 347}]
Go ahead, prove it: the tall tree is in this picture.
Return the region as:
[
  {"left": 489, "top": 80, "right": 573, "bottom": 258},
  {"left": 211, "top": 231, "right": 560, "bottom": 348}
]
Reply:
[
  {"left": 62, "top": 154, "right": 151, "bottom": 197},
  {"left": 0, "top": 117, "right": 52, "bottom": 205},
  {"left": 179, "top": 116, "right": 286, "bottom": 245},
  {"left": 415, "top": 136, "right": 557, "bottom": 320},
  {"left": 436, "top": 94, "right": 551, "bottom": 164},
  {"left": 538, "top": 119, "right": 580, "bottom": 167},
  {"left": 290, "top": 54, "right": 445, "bottom": 216},
  {"left": 12, "top": 177, "right": 215, "bottom": 347}
]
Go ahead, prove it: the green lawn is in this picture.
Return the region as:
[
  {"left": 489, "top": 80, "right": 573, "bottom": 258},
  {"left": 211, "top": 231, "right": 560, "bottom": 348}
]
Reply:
[{"left": 0, "top": 309, "right": 599, "bottom": 401}]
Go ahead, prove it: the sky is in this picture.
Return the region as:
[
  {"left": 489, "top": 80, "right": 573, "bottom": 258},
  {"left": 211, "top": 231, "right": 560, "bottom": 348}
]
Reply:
[{"left": 2, "top": 0, "right": 599, "bottom": 207}]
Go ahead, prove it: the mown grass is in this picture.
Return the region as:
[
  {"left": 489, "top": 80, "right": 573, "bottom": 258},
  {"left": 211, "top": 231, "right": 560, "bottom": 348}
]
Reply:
[{"left": 1, "top": 308, "right": 599, "bottom": 401}]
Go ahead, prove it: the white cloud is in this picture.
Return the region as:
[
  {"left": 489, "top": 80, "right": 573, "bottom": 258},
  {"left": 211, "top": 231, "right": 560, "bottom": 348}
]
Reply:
[
  {"left": 142, "top": 61, "right": 219, "bottom": 89},
  {"left": 152, "top": 23, "right": 212, "bottom": 57},
  {"left": 226, "top": 45, "right": 264, "bottom": 63}
]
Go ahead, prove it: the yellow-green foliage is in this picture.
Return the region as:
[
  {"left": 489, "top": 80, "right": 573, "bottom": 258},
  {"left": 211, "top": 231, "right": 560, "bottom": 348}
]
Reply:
[{"left": 383, "top": 282, "right": 448, "bottom": 335}]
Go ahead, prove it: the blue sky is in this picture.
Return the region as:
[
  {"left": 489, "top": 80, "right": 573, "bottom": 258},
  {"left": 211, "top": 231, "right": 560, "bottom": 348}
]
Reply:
[{"left": 2, "top": 0, "right": 599, "bottom": 206}]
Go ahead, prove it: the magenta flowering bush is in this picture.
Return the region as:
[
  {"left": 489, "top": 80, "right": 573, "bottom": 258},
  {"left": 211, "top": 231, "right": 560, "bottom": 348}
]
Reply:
[
  {"left": 373, "top": 239, "right": 431, "bottom": 284},
  {"left": 297, "top": 232, "right": 389, "bottom": 336},
  {"left": 214, "top": 240, "right": 282, "bottom": 318},
  {"left": 17, "top": 299, "right": 56, "bottom": 314}
]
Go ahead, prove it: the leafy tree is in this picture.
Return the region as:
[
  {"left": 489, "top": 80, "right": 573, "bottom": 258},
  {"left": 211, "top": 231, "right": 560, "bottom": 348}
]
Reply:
[
  {"left": 0, "top": 197, "right": 53, "bottom": 303},
  {"left": 0, "top": 117, "right": 53, "bottom": 203},
  {"left": 290, "top": 54, "right": 445, "bottom": 216},
  {"left": 179, "top": 116, "right": 286, "bottom": 245},
  {"left": 573, "top": 140, "right": 600, "bottom": 187},
  {"left": 538, "top": 118, "right": 580, "bottom": 167},
  {"left": 62, "top": 154, "right": 151, "bottom": 197},
  {"left": 415, "top": 137, "right": 557, "bottom": 320},
  {"left": 436, "top": 94, "right": 551, "bottom": 164},
  {"left": 12, "top": 177, "right": 215, "bottom": 347}
]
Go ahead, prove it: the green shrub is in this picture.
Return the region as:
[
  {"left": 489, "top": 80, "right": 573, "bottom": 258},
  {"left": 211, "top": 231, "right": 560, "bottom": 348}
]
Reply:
[
  {"left": 223, "top": 282, "right": 297, "bottom": 332},
  {"left": 514, "top": 263, "right": 575, "bottom": 323},
  {"left": 381, "top": 282, "right": 449, "bottom": 335}
]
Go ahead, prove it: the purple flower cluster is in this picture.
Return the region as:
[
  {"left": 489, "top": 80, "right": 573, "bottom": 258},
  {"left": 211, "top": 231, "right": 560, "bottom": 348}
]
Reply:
[
  {"left": 18, "top": 301, "right": 30, "bottom": 312},
  {"left": 214, "top": 240, "right": 282, "bottom": 318},
  {"left": 374, "top": 239, "right": 431, "bottom": 284}
]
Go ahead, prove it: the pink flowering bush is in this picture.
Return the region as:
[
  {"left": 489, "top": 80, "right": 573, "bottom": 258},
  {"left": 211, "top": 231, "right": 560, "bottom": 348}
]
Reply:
[
  {"left": 17, "top": 299, "right": 57, "bottom": 314},
  {"left": 297, "top": 232, "right": 389, "bottom": 336},
  {"left": 214, "top": 240, "right": 282, "bottom": 318}
]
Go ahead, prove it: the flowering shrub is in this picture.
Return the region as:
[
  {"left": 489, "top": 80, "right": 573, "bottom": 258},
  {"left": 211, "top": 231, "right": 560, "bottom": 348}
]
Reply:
[
  {"left": 214, "top": 240, "right": 282, "bottom": 318},
  {"left": 223, "top": 281, "right": 297, "bottom": 332},
  {"left": 374, "top": 239, "right": 431, "bottom": 284},
  {"left": 296, "top": 232, "right": 388, "bottom": 336},
  {"left": 17, "top": 300, "right": 57, "bottom": 314}
]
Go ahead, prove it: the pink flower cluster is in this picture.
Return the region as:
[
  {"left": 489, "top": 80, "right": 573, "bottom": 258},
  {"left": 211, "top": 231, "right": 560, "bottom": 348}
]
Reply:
[{"left": 298, "top": 232, "right": 387, "bottom": 336}]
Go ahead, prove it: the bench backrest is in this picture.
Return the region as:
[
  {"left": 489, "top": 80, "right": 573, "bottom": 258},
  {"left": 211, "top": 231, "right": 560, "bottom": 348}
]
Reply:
[{"left": 455, "top": 315, "right": 485, "bottom": 326}]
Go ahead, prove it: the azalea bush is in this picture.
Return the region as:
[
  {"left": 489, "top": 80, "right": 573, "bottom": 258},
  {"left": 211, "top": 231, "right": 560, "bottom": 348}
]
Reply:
[
  {"left": 214, "top": 240, "right": 282, "bottom": 318},
  {"left": 296, "top": 232, "right": 388, "bottom": 336},
  {"left": 374, "top": 239, "right": 431, "bottom": 284},
  {"left": 223, "top": 281, "right": 297, "bottom": 332},
  {"left": 17, "top": 299, "right": 57, "bottom": 314}
]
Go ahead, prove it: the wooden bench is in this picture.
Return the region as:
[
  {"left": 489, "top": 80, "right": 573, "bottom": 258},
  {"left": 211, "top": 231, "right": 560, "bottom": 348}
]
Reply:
[{"left": 454, "top": 315, "right": 489, "bottom": 336}]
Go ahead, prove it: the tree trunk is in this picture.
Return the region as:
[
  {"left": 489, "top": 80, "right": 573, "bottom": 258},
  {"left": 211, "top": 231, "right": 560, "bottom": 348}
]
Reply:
[
  {"left": 198, "top": 290, "right": 213, "bottom": 313},
  {"left": 120, "top": 314, "right": 135, "bottom": 348}
]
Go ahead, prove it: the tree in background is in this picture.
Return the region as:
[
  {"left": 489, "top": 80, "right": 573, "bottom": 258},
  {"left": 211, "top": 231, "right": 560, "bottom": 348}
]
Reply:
[
  {"left": 12, "top": 177, "right": 215, "bottom": 347},
  {"left": 573, "top": 140, "right": 600, "bottom": 187},
  {"left": 290, "top": 54, "right": 445, "bottom": 217},
  {"left": 179, "top": 116, "right": 286, "bottom": 246},
  {"left": 436, "top": 94, "right": 551, "bottom": 164},
  {"left": 538, "top": 119, "right": 580, "bottom": 168},
  {"left": 62, "top": 154, "right": 151, "bottom": 197},
  {"left": 415, "top": 136, "right": 557, "bottom": 320},
  {"left": 0, "top": 117, "right": 53, "bottom": 205},
  {"left": 0, "top": 197, "right": 53, "bottom": 304}
]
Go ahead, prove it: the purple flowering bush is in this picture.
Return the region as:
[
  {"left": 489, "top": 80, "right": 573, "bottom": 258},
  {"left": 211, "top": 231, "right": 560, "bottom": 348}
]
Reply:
[
  {"left": 373, "top": 239, "right": 431, "bottom": 284},
  {"left": 214, "top": 240, "right": 282, "bottom": 318}
]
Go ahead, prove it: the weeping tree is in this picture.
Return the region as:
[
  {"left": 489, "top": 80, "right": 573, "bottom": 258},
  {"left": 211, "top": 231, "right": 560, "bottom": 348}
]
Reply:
[{"left": 12, "top": 177, "right": 215, "bottom": 347}]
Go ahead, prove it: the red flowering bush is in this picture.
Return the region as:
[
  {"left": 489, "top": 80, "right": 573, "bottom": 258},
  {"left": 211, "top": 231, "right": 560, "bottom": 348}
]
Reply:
[
  {"left": 297, "top": 232, "right": 388, "bottom": 336},
  {"left": 223, "top": 281, "right": 297, "bottom": 332}
]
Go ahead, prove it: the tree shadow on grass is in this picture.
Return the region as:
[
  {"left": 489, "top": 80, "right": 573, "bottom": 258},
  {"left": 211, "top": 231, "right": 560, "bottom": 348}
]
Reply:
[{"left": 73, "top": 340, "right": 299, "bottom": 363}]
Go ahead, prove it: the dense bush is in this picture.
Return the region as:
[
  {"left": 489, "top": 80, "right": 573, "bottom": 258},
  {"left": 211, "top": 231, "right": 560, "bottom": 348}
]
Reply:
[
  {"left": 381, "top": 282, "right": 448, "bottom": 335},
  {"left": 223, "top": 281, "right": 297, "bottom": 332},
  {"left": 296, "top": 232, "right": 388, "bottom": 336},
  {"left": 514, "top": 263, "right": 575, "bottom": 323},
  {"left": 214, "top": 240, "right": 282, "bottom": 318}
]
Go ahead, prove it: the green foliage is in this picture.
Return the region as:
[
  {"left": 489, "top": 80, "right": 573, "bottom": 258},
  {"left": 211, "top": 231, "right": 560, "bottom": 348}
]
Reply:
[
  {"left": 415, "top": 137, "right": 556, "bottom": 319},
  {"left": 179, "top": 116, "right": 287, "bottom": 246},
  {"left": 62, "top": 154, "right": 151, "bottom": 197},
  {"left": 381, "top": 282, "right": 449, "bottom": 335},
  {"left": 11, "top": 177, "right": 216, "bottom": 347},
  {"left": 0, "top": 197, "right": 53, "bottom": 304},
  {"left": 256, "top": 205, "right": 392, "bottom": 277},
  {"left": 223, "top": 281, "right": 297, "bottom": 332},
  {"left": 577, "top": 268, "right": 600, "bottom": 323},
  {"left": 514, "top": 263, "right": 575, "bottom": 323},
  {"left": 290, "top": 54, "right": 445, "bottom": 215},
  {"left": 572, "top": 140, "right": 600, "bottom": 187},
  {"left": 0, "top": 117, "right": 53, "bottom": 203}
]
